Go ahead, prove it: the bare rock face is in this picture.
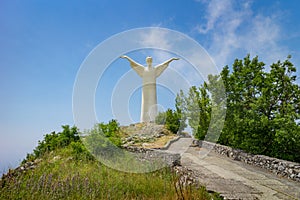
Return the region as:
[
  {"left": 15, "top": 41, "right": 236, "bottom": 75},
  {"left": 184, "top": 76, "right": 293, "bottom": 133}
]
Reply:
[
  {"left": 118, "top": 123, "right": 181, "bottom": 168},
  {"left": 121, "top": 123, "right": 174, "bottom": 147}
]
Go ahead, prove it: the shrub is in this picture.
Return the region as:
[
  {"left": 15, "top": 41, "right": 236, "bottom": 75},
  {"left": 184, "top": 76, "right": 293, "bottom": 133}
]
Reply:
[{"left": 156, "top": 109, "right": 186, "bottom": 134}]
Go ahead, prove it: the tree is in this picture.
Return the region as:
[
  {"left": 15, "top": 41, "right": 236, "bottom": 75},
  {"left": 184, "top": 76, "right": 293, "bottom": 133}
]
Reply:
[
  {"left": 264, "top": 57, "right": 300, "bottom": 160},
  {"left": 205, "top": 74, "right": 227, "bottom": 142},
  {"left": 182, "top": 84, "right": 211, "bottom": 140},
  {"left": 155, "top": 108, "right": 186, "bottom": 134},
  {"left": 220, "top": 55, "right": 267, "bottom": 152},
  {"left": 175, "top": 90, "right": 188, "bottom": 133},
  {"left": 219, "top": 55, "right": 300, "bottom": 161},
  {"left": 177, "top": 54, "right": 300, "bottom": 162}
]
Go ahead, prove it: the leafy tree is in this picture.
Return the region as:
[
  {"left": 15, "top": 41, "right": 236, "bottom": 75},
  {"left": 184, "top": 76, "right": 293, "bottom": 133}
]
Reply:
[
  {"left": 175, "top": 90, "right": 188, "bottom": 132},
  {"left": 220, "top": 55, "right": 267, "bottom": 152},
  {"left": 264, "top": 56, "right": 300, "bottom": 160},
  {"left": 182, "top": 85, "right": 211, "bottom": 140},
  {"left": 175, "top": 79, "right": 225, "bottom": 141},
  {"left": 219, "top": 55, "right": 300, "bottom": 161},
  {"left": 177, "top": 54, "right": 300, "bottom": 162},
  {"left": 155, "top": 111, "right": 167, "bottom": 125},
  {"left": 155, "top": 108, "right": 186, "bottom": 134},
  {"left": 205, "top": 74, "right": 227, "bottom": 142}
]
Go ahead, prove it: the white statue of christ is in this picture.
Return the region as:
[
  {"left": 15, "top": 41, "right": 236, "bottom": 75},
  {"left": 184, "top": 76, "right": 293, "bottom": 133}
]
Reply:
[{"left": 120, "top": 55, "right": 179, "bottom": 122}]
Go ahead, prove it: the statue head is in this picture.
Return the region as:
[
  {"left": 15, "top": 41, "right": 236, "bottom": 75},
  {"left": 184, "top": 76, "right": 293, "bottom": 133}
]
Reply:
[{"left": 146, "top": 56, "right": 152, "bottom": 68}]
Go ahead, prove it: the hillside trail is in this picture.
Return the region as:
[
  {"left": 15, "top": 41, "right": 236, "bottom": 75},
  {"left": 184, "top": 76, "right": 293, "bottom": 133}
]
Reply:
[{"left": 164, "top": 137, "right": 300, "bottom": 200}]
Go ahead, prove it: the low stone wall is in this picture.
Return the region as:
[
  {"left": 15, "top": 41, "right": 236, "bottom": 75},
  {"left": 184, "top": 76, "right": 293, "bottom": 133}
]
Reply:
[
  {"left": 124, "top": 146, "right": 181, "bottom": 167},
  {"left": 196, "top": 140, "right": 300, "bottom": 182},
  {"left": 154, "top": 136, "right": 181, "bottom": 150}
]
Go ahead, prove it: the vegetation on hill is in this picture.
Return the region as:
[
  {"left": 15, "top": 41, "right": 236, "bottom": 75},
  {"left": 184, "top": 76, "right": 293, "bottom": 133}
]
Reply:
[
  {"left": 23, "top": 125, "right": 93, "bottom": 163},
  {"left": 176, "top": 55, "right": 300, "bottom": 162},
  {"left": 1, "top": 122, "right": 222, "bottom": 200},
  {"left": 155, "top": 107, "right": 187, "bottom": 134}
]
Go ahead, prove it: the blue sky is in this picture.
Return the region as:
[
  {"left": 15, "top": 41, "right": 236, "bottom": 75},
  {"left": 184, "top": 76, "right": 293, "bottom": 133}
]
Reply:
[{"left": 1, "top": 0, "right": 300, "bottom": 172}]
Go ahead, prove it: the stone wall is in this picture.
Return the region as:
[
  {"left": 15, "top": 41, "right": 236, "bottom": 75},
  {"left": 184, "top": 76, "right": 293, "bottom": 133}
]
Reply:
[
  {"left": 124, "top": 146, "right": 181, "bottom": 167},
  {"left": 154, "top": 136, "right": 181, "bottom": 150},
  {"left": 196, "top": 140, "right": 300, "bottom": 182}
]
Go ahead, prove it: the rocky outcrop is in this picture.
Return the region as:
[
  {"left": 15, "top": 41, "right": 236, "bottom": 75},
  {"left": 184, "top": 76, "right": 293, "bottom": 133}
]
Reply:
[
  {"left": 195, "top": 140, "right": 300, "bottom": 182},
  {"left": 1, "top": 159, "right": 41, "bottom": 188},
  {"left": 121, "top": 123, "right": 175, "bottom": 147},
  {"left": 172, "top": 165, "right": 201, "bottom": 187}
]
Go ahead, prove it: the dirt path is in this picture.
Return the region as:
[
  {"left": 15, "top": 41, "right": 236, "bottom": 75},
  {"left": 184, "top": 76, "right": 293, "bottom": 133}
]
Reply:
[{"left": 165, "top": 138, "right": 300, "bottom": 200}]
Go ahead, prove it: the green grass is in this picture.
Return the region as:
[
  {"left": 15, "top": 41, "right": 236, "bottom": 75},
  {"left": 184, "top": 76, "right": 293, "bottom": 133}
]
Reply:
[
  {"left": 1, "top": 146, "right": 222, "bottom": 200},
  {"left": 1, "top": 124, "right": 222, "bottom": 199}
]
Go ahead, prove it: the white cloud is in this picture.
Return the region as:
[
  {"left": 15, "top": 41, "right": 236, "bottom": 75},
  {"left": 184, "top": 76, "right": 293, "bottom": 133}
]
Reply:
[
  {"left": 197, "top": 0, "right": 289, "bottom": 68},
  {"left": 197, "top": 0, "right": 234, "bottom": 34},
  {"left": 139, "top": 28, "right": 171, "bottom": 50}
]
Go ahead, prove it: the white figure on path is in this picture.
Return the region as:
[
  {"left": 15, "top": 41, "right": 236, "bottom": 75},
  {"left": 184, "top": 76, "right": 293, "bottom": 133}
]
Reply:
[{"left": 120, "top": 55, "right": 179, "bottom": 122}]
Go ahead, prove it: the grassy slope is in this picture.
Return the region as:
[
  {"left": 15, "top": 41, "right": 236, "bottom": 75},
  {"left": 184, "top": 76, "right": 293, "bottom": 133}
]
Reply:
[
  {"left": 1, "top": 123, "right": 222, "bottom": 199},
  {"left": 0, "top": 146, "right": 222, "bottom": 200}
]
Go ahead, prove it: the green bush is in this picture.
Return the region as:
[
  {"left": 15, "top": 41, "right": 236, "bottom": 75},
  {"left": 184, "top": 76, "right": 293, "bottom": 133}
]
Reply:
[
  {"left": 24, "top": 125, "right": 82, "bottom": 162},
  {"left": 23, "top": 120, "right": 123, "bottom": 164},
  {"left": 97, "top": 119, "right": 122, "bottom": 147},
  {"left": 156, "top": 109, "right": 186, "bottom": 134}
]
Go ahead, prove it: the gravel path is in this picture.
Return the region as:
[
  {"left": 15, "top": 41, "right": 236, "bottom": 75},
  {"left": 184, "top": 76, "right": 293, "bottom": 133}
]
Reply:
[{"left": 165, "top": 138, "right": 300, "bottom": 200}]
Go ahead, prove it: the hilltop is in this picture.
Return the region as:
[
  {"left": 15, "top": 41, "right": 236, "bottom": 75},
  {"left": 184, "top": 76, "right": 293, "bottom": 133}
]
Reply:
[
  {"left": 0, "top": 123, "right": 221, "bottom": 200},
  {"left": 120, "top": 122, "right": 178, "bottom": 148}
]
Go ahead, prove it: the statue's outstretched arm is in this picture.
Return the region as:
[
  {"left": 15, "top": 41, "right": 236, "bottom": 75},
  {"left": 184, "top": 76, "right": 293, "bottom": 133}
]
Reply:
[
  {"left": 120, "top": 55, "right": 144, "bottom": 77},
  {"left": 154, "top": 58, "right": 179, "bottom": 77}
]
